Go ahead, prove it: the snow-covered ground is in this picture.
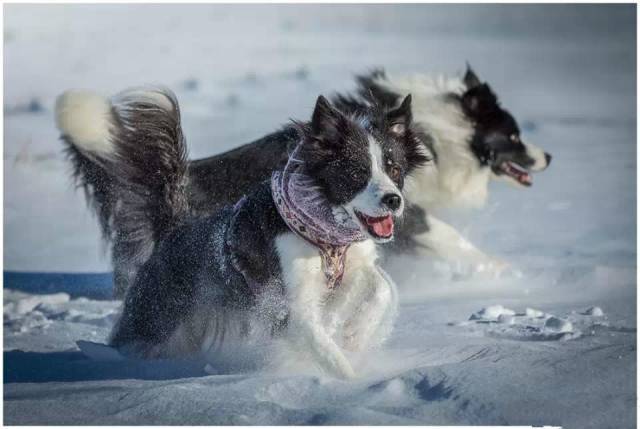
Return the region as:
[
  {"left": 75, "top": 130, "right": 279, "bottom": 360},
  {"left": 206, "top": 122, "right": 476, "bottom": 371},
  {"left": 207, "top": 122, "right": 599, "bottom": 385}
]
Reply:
[{"left": 3, "top": 4, "right": 636, "bottom": 427}]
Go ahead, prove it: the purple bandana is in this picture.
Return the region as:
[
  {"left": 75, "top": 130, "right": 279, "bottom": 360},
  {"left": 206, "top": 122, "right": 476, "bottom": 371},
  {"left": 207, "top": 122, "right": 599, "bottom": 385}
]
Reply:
[{"left": 271, "top": 145, "right": 367, "bottom": 289}]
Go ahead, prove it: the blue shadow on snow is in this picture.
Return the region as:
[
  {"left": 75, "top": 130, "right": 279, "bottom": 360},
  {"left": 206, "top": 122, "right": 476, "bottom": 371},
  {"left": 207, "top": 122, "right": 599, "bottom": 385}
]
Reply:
[{"left": 3, "top": 271, "right": 114, "bottom": 300}]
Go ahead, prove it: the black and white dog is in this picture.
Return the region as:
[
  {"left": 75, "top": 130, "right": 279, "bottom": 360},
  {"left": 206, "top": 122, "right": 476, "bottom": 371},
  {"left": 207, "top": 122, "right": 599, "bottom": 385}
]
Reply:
[
  {"left": 58, "top": 88, "right": 427, "bottom": 377},
  {"left": 56, "top": 65, "right": 550, "bottom": 298},
  {"left": 334, "top": 67, "right": 552, "bottom": 273}
]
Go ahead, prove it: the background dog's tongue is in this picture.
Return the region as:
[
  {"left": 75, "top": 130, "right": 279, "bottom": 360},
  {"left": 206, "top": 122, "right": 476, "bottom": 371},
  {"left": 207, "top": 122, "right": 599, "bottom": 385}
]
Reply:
[{"left": 371, "top": 216, "right": 394, "bottom": 237}]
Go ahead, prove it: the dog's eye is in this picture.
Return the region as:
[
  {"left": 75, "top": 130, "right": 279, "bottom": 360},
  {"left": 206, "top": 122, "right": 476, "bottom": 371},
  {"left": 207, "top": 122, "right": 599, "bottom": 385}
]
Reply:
[
  {"left": 389, "top": 165, "right": 401, "bottom": 182},
  {"left": 510, "top": 134, "right": 520, "bottom": 143}
]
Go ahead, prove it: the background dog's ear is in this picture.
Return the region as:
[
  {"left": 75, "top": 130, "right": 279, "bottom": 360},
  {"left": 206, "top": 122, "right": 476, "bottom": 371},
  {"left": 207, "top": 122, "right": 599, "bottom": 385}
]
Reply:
[
  {"left": 463, "top": 63, "right": 482, "bottom": 89},
  {"left": 461, "top": 84, "right": 498, "bottom": 119},
  {"left": 387, "top": 94, "right": 412, "bottom": 136}
]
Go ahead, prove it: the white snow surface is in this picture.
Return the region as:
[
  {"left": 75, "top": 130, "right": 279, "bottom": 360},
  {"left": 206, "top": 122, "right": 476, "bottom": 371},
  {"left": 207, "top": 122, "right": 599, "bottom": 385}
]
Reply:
[{"left": 3, "top": 4, "right": 636, "bottom": 427}]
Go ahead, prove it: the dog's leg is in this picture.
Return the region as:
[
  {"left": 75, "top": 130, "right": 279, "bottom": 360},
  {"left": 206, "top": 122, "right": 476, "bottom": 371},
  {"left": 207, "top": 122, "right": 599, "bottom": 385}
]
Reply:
[
  {"left": 331, "top": 241, "right": 398, "bottom": 352},
  {"left": 276, "top": 233, "right": 356, "bottom": 379},
  {"left": 414, "top": 215, "right": 509, "bottom": 277},
  {"left": 341, "top": 265, "right": 398, "bottom": 352}
]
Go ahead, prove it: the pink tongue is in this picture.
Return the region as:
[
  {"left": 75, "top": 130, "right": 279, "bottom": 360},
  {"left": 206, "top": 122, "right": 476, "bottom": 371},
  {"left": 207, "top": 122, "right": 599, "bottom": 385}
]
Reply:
[{"left": 370, "top": 216, "right": 394, "bottom": 237}]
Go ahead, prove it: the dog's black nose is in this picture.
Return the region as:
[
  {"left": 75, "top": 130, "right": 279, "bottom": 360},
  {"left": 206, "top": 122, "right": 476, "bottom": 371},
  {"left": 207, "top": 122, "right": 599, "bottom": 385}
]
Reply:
[
  {"left": 545, "top": 153, "right": 552, "bottom": 166},
  {"left": 382, "top": 193, "right": 402, "bottom": 211}
]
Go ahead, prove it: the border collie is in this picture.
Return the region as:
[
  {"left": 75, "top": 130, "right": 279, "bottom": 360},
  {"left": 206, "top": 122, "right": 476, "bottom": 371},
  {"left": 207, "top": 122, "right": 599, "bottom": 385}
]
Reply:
[
  {"left": 333, "top": 66, "right": 551, "bottom": 272},
  {"left": 56, "top": 65, "right": 550, "bottom": 297},
  {"left": 60, "top": 88, "right": 427, "bottom": 377}
]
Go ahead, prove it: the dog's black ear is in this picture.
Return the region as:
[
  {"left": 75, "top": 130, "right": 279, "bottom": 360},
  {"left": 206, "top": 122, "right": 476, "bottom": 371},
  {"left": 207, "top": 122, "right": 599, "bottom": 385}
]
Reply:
[
  {"left": 309, "top": 95, "right": 351, "bottom": 149},
  {"left": 387, "top": 94, "right": 412, "bottom": 136},
  {"left": 464, "top": 63, "right": 482, "bottom": 89},
  {"left": 387, "top": 94, "right": 430, "bottom": 171},
  {"left": 461, "top": 84, "right": 498, "bottom": 119},
  {"left": 311, "top": 95, "right": 341, "bottom": 136}
]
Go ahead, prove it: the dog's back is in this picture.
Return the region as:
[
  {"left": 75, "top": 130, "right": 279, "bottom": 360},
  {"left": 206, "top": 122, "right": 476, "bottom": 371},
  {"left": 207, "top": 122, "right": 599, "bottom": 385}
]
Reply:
[
  {"left": 110, "top": 181, "right": 289, "bottom": 358},
  {"left": 187, "top": 127, "right": 297, "bottom": 215},
  {"left": 110, "top": 206, "right": 244, "bottom": 357}
]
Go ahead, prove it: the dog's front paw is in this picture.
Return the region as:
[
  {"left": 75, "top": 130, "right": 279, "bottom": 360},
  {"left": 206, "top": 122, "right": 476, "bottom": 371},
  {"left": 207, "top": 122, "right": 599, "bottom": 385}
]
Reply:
[
  {"left": 337, "top": 361, "right": 356, "bottom": 379},
  {"left": 328, "top": 352, "right": 356, "bottom": 379},
  {"left": 342, "top": 320, "right": 363, "bottom": 353}
]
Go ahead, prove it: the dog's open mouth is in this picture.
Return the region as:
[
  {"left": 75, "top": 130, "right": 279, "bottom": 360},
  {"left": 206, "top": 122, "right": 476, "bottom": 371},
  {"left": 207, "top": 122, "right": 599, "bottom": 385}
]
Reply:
[
  {"left": 500, "top": 161, "right": 532, "bottom": 187},
  {"left": 355, "top": 211, "right": 394, "bottom": 239}
]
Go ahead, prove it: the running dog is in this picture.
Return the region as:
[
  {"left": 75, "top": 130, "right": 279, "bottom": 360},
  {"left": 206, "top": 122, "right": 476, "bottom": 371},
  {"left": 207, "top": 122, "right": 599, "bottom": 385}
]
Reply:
[
  {"left": 60, "top": 88, "right": 427, "bottom": 377},
  {"left": 334, "top": 66, "right": 551, "bottom": 270}
]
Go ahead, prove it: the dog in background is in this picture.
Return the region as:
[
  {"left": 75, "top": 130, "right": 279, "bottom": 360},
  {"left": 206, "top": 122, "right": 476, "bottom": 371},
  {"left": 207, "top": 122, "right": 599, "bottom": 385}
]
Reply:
[{"left": 333, "top": 66, "right": 552, "bottom": 271}]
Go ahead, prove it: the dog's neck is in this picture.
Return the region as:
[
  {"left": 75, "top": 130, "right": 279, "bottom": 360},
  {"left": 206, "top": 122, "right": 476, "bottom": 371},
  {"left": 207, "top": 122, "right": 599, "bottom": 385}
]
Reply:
[
  {"left": 271, "top": 145, "right": 366, "bottom": 289},
  {"left": 372, "top": 73, "right": 490, "bottom": 209}
]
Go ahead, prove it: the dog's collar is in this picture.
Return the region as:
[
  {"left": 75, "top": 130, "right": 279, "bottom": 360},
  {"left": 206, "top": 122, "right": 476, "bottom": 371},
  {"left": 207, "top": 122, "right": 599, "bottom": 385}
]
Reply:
[{"left": 271, "top": 145, "right": 366, "bottom": 289}]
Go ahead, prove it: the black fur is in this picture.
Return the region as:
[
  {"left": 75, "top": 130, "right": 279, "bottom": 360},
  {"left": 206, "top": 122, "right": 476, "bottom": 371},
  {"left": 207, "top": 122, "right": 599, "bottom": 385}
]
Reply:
[
  {"left": 187, "top": 127, "right": 298, "bottom": 215},
  {"left": 188, "top": 96, "right": 428, "bottom": 214},
  {"left": 297, "top": 95, "right": 428, "bottom": 205},
  {"left": 110, "top": 91, "right": 190, "bottom": 299},
  {"left": 332, "top": 73, "right": 437, "bottom": 166},
  {"left": 297, "top": 95, "right": 373, "bottom": 205},
  {"left": 109, "top": 96, "right": 419, "bottom": 356},
  {"left": 61, "top": 89, "right": 189, "bottom": 298},
  {"left": 459, "top": 66, "right": 540, "bottom": 175},
  {"left": 356, "top": 68, "right": 402, "bottom": 108},
  {"left": 110, "top": 182, "right": 289, "bottom": 354},
  {"left": 389, "top": 204, "right": 431, "bottom": 253},
  {"left": 62, "top": 141, "right": 117, "bottom": 246}
]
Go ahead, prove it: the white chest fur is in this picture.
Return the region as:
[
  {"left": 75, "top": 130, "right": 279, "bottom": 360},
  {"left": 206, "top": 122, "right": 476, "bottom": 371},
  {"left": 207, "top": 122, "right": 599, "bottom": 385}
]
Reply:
[{"left": 275, "top": 232, "right": 397, "bottom": 378}]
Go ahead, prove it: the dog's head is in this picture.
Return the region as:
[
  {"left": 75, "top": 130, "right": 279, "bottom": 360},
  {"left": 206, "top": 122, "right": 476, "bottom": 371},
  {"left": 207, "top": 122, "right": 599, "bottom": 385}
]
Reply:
[
  {"left": 461, "top": 65, "right": 552, "bottom": 187},
  {"left": 298, "top": 95, "right": 428, "bottom": 243}
]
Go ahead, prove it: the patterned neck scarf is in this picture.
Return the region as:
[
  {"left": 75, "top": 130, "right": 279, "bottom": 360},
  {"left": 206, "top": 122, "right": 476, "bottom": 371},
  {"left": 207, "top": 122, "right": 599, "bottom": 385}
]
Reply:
[{"left": 271, "top": 145, "right": 367, "bottom": 289}]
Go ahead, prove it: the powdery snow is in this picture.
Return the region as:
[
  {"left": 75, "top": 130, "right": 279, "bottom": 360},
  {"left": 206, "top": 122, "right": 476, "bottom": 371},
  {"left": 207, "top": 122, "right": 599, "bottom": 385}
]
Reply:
[
  {"left": 469, "top": 304, "right": 516, "bottom": 321},
  {"left": 3, "top": 4, "right": 636, "bottom": 428}
]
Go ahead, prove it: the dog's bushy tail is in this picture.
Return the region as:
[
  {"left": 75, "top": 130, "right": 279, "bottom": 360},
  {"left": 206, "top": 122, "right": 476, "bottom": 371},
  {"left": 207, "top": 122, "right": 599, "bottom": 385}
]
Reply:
[
  {"left": 55, "top": 87, "right": 189, "bottom": 297},
  {"left": 55, "top": 90, "right": 119, "bottom": 244}
]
